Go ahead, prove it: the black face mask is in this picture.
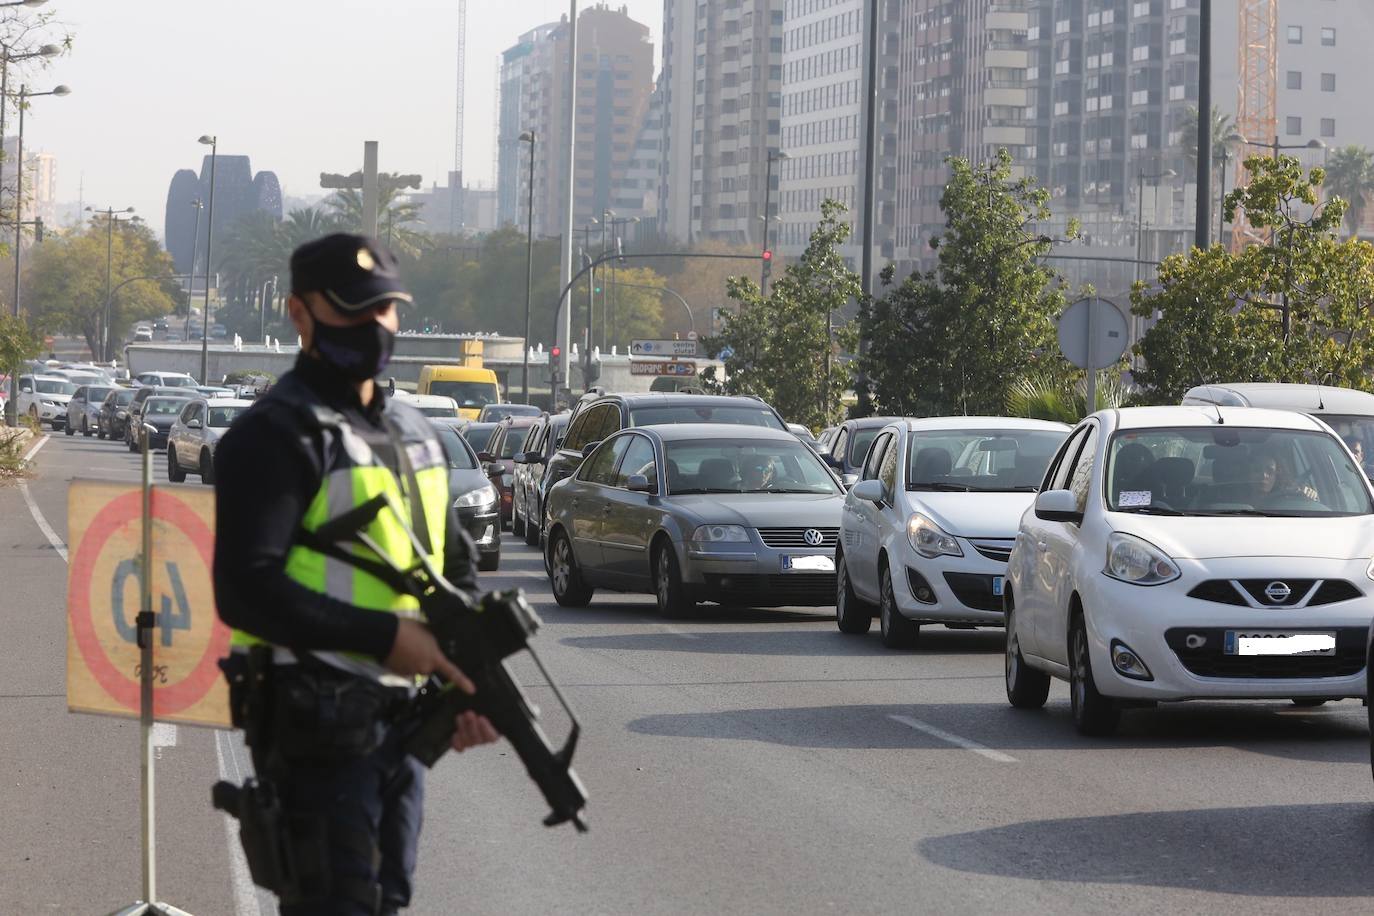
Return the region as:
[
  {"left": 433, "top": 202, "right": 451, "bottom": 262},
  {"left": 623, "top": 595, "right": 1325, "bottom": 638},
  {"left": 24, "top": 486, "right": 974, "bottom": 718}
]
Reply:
[{"left": 308, "top": 305, "right": 395, "bottom": 382}]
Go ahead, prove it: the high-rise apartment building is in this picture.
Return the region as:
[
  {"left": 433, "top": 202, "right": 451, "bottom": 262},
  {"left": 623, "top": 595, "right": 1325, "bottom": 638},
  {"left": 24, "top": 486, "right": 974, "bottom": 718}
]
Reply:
[
  {"left": 1, "top": 140, "right": 57, "bottom": 233},
  {"left": 495, "top": 5, "right": 654, "bottom": 239},
  {"left": 610, "top": 79, "right": 665, "bottom": 240},
  {"left": 660, "top": 0, "right": 786, "bottom": 245}
]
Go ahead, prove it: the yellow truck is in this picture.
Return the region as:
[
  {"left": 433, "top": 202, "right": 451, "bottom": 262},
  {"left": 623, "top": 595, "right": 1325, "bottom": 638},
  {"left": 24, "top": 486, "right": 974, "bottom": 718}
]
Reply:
[{"left": 416, "top": 365, "right": 501, "bottom": 420}]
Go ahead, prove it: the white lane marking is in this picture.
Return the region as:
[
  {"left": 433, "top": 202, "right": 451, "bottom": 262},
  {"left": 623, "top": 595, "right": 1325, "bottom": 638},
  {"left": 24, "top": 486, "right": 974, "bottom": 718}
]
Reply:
[
  {"left": 216, "top": 730, "right": 264, "bottom": 916},
  {"left": 24, "top": 434, "right": 257, "bottom": 916},
  {"left": 660, "top": 624, "right": 700, "bottom": 640},
  {"left": 21, "top": 433, "right": 49, "bottom": 464},
  {"left": 887, "top": 714, "right": 1017, "bottom": 763}
]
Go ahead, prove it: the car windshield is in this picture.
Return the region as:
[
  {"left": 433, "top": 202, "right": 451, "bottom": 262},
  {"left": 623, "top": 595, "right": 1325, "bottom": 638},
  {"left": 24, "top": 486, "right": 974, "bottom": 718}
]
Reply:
[
  {"left": 429, "top": 380, "right": 499, "bottom": 409},
  {"left": 1106, "top": 426, "right": 1374, "bottom": 517},
  {"left": 629, "top": 404, "right": 785, "bottom": 429},
  {"left": 435, "top": 427, "right": 479, "bottom": 470},
  {"left": 207, "top": 406, "right": 248, "bottom": 427},
  {"left": 417, "top": 406, "right": 459, "bottom": 418},
  {"left": 146, "top": 399, "right": 187, "bottom": 415},
  {"left": 907, "top": 428, "right": 1069, "bottom": 492},
  {"left": 664, "top": 439, "right": 842, "bottom": 495},
  {"left": 463, "top": 423, "right": 498, "bottom": 453},
  {"left": 36, "top": 379, "right": 77, "bottom": 395},
  {"left": 85, "top": 386, "right": 115, "bottom": 402}
]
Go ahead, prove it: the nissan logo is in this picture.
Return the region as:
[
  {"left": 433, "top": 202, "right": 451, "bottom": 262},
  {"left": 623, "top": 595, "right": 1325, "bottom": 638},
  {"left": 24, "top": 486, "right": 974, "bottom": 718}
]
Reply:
[
  {"left": 1264, "top": 581, "right": 1292, "bottom": 603},
  {"left": 803, "top": 528, "right": 824, "bottom": 547}
]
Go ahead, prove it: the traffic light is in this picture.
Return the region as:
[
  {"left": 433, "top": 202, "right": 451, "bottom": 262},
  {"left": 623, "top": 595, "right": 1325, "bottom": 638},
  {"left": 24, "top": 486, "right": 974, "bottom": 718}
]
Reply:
[
  {"left": 761, "top": 249, "right": 773, "bottom": 284},
  {"left": 762, "top": 249, "right": 773, "bottom": 262}
]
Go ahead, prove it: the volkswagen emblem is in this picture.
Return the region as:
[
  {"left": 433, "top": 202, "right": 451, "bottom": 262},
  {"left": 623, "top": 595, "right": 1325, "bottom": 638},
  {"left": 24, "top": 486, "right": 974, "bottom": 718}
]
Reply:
[
  {"left": 803, "top": 528, "right": 824, "bottom": 547},
  {"left": 1264, "top": 581, "right": 1292, "bottom": 603}
]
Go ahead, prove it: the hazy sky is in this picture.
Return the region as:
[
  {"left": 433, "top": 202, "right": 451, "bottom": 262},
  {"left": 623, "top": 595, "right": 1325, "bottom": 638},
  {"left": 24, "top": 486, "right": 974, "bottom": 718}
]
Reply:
[{"left": 28, "top": 0, "right": 663, "bottom": 238}]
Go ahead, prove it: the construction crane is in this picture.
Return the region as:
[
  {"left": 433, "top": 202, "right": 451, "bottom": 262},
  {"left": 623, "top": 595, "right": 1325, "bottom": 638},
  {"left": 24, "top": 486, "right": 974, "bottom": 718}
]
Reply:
[
  {"left": 1231, "top": 0, "right": 1277, "bottom": 250},
  {"left": 451, "top": 0, "right": 467, "bottom": 234}
]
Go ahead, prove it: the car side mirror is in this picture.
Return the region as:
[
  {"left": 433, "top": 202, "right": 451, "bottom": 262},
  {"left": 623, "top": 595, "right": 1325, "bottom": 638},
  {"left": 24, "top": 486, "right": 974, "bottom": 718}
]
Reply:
[
  {"left": 626, "top": 474, "right": 653, "bottom": 493},
  {"left": 851, "top": 479, "right": 885, "bottom": 503},
  {"left": 1035, "top": 489, "right": 1083, "bottom": 524},
  {"left": 580, "top": 441, "right": 602, "bottom": 460},
  {"left": 187, "top": 419, "right": 202, "bottom": 429},
  {"left": 515, "top": 450, "right": 544, "bottom": 466}
]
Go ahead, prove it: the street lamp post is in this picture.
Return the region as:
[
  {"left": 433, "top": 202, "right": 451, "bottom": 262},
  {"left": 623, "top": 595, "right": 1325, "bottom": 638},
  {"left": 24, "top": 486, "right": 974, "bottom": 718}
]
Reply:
[
  {"left": 182, "top": 199, "right": 203, "bottom": 340},
  {"left": 259, "top": 276, "right": 276, "bottom": 345},
  {"left": 198, "top": 135, "right": 218, "bottom": 384},
  {"left": 11, "top": 83, "right": 68, "bottom": 322},
  {"left": 761, "top": 149, "right": 789, "bottom": 292},
  {"left": 87, "top": 205, "right": 136, "bottom": 361},
  {"left": 604, "top": 215, "right": 638, "bottom": 347},
  {"left": 1217, "top": 149, "right": 1231, "bottom": 244},
  {"left": 519, "top": 129, "right": 535, "bottom": 403},
  {"left": 1195, "top": 0, "right": 1213, "bottom": 250},
  {"left": 557, "top": 0, "right": 579, "bottom": 400}
]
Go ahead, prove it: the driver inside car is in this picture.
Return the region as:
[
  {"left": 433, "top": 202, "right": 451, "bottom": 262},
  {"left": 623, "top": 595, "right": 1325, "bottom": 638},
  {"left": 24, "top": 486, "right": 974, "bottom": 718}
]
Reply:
[{"left": 739, "top": 455, "right": 777, "bottom": 492}]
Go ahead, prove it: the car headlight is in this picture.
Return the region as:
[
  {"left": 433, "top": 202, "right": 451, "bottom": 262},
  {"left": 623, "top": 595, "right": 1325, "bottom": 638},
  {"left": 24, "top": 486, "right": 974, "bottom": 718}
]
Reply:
[
  {"left": 42, "top": 399, "right": 57, "bottom": 407},
  {"left": 907, "top": 512, "right": 962, "bottom": 559},
  {"left": 691, "top": 524, "right": 750, "bottom": 543},
  {"left": 454, "top": 483, "right": 498, "bottom": 510},
  {"left": 1104, "top": 532, "right": 1179, "bottom": 586}
]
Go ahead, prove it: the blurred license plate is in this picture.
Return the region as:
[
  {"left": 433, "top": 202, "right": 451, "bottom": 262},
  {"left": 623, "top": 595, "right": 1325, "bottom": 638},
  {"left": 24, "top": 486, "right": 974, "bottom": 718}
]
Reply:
[
  {"left": 1223, "top": 630, "right": 1336, "bottom": 656},
  {"left": 992, "top": 576, "right": 1005, "bottom": 597},
  {"left": 781, "top": 555, "right": 834, "bottom": 573}
]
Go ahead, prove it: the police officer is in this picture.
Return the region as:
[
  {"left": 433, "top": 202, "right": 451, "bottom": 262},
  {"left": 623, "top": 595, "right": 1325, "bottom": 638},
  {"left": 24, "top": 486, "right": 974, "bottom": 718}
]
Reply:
[{"left": 213, "top": 233, "right": 498, "bottom": 915}]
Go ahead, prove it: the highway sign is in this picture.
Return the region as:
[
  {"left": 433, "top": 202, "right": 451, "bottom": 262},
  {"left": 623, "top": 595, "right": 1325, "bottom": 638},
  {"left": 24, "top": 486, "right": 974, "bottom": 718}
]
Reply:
[
  {"left": 631, "top": 339, "right": 697, "bottom": 357},
  {"left": 630, "top": 360, "right": 698, "bottom": 377},
  {"left": 66, "top": 481, "right": 231, "bottom": 728}
]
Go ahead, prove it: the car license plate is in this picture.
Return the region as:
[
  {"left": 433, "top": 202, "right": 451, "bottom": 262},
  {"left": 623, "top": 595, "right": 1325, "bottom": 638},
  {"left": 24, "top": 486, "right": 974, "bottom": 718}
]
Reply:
[
  {"left": 1223, "top": 630, "right": 1337, "bottom": 656},
  {"left": 781, "top": 555, "right": 835, "bottom": 573},
  {"left": 992, "top": 576, "right": 1004, "bottom": 597}
]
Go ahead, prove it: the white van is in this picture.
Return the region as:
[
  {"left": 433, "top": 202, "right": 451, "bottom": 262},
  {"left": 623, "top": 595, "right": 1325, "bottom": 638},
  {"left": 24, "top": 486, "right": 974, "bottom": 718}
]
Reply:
[{"left": 1182, "top": 383, "right": 1374, "bottom": 472}]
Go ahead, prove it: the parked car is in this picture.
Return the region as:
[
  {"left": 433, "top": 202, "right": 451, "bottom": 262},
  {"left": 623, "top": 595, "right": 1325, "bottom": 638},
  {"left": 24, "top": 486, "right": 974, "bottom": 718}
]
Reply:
[
  {"left": 98, "top": 387, "right": 140, "bottom": 440},
  {"left": 134, "top": 371, "right": 198, "bottom": 389},
  {"left": 513, "top": 413, "right": 570, "bottom": 547},
  {"left": 538, "top": 392, "right": 790, "bottom": 542},
  {"left": 16, "top": 375, "right": 76, "bottom": 429},
  {"left": 836, "top": 418, "right": 1070, "bottom": 647},
  {"left": 478, "top": 403, "right": 543, "bottom": 422},
  {"left": 544, "top": 423, "right": 846, "bottom": 612},
  {"left": 210, "top": 323, "right": 229, "bottom": 339},
  {"left": 167, "top": 397, "right": 252, "bottom": 483},
  {"left": 129, "top": 396, "right": 193, "bottom": 451},
  {"left": 392, "top": 391, "right": 462, "bottom": 419},
  {"left": 1182, "top": 383, "right": 1374, "bottom": 478},
  {"left": 64, "top": 384, "right": 118, "bottom": 437},
  {"left": 133, "top": 326, "right": 153, "bottom": 342},
  {"left": 815, "top": 426, "right": 839, "bottom": 456},
  {"left": 1005, "top": 406, "right": 1374, "bottom": 737},
  {"left": 193, "top": 386, "right": 235, "bottom": 399},
  {"left": 461, "top": 421, "right": 499, "bottom": 455},
  {"left": 821, "top": 417, "right": 901, "bottom": 486},
  {"left": 433, "top": 423, "right": 501, "bottom": 571},
  {"left": 478, "top": 416, "right": 540, "bottom": 528}
]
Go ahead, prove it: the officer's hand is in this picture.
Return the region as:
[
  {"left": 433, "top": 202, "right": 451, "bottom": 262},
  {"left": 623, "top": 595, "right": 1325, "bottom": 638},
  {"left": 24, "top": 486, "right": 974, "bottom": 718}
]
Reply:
[
  {"left": 385, "top": 619, "right": 477, "bottom": 694},
  {"left": 452, "top": 711, "right": 500, "bottom": 752}
]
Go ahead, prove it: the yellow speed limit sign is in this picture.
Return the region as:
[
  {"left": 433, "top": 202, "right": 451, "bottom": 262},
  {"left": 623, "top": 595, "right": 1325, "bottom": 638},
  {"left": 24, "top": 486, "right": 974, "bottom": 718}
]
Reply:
[{"left": 65, "top": 481, "right": 231, "bottom": 728}]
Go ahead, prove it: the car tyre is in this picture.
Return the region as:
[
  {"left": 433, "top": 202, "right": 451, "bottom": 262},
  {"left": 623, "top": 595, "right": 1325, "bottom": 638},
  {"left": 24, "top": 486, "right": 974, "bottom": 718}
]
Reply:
[
  {"left": 200, "top": 449, "right": 216, "bottom": 485},
  {"left": 523, "top": 499, "right": 542, "bottom": 547},
  {"left": 653, "top": 540, "right": 696, "bottom": 617},
  {"left": 82, "top": 417, "right": 92, "bottom": 437},
  {"left": 512, "top": 502, "right": 527, "bottom": 539},
  {"left": 64, "top": 417, "right": 74, "bottom": 436},
  {"left": 167, "top": 447, "right": 187, "bottom": 483},
  {"left": 835, "top": 551, "right": 873, "bottom": 635},
  {"left": 1291, "top": 698, "right": 1328, "bottom": 708},
  {"left": 1005, "top": 601, "right": 1050, "bottom": 709},
  {"left": 1070, "top": 612, "right": 1120, "bottom": 737},
  {"left": 97, "top": 423, "right": 106, "bottom": 440},
  {"left": 878, "top": 561, "right": 920, "bottom": 649},
  {"left": 548, "top": 530, "right": 593, "bottom": 607}
]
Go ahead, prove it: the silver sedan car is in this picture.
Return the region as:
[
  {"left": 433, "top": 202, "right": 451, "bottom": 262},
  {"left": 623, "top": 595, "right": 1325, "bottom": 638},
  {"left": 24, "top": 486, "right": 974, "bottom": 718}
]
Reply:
[
  {"left": 544, "top": 423, "right": 846, "bottom": 613},
  {"left": 167, "top": 397, "right": 252, "bottom": 484}
]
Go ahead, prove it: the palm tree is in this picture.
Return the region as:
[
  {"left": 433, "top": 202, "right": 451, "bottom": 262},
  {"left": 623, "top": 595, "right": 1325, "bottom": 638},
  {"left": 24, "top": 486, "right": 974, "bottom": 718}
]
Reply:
[
  {"left": 325, "top": 175, "right": 429, "bottom": 258},
  {"left": 1325, "top": 145, "right": 1374, "bottom": 237},
  {"left": 1179, "top": 105, "right": 1244, "bottom": 176}
]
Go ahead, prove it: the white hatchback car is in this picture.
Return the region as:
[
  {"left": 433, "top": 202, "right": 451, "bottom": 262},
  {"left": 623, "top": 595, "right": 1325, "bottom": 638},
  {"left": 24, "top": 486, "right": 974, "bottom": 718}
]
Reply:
[
  {"left": 835, "top": 418, "right": 1071, "bottom": 647},
  {"left": 1005, "top": 406, "right": 1374, "bottom": 736}
]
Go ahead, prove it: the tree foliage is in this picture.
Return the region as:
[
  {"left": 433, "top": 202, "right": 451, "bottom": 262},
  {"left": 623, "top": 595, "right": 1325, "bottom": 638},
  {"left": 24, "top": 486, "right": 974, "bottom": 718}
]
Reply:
[
  {"left": 26, "top": 220, "right": 182, "bottom": 360},
  {"left": 0, "top": 311, "right": 41, "bottom": 378},
  {"left": 1132, "top": 155, "right": 1374, "bottom": 401},
  {"left": 1325, "top": 145, "right": 1374, "bottom": 237},
  {"left": 861, "top": 150, "right": 1075, "bottom": 416},
  {"left": 702, "top": 200, "right": 859, "bottom": 428},
  {"left": 1177, "top": 105, "right": 1244, "bottom": 177}
]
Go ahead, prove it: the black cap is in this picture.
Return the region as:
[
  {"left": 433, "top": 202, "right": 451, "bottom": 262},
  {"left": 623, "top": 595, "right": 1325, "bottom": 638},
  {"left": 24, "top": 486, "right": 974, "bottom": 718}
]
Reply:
[{"left": 289, "top": 233, "right": 413, "bottom": 313}]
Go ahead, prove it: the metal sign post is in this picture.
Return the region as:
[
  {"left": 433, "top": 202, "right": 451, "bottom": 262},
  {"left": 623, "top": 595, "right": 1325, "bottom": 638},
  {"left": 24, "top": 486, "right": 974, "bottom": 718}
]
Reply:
[
  {"left": 1056, "top": 297, "right": 1129, "bottom": 416},
  {"left": 109, "top": 423, "right": 192, "bottom": 916}
]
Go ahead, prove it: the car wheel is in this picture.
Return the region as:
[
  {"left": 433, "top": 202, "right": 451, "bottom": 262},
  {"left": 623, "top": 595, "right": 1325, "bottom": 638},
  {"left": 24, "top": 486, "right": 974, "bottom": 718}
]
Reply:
[
  {"left": 200, "top": 449, "right": 216, "bottom": 485},
  {"left": 548, "top": 530, "right": 593, "bottom": 607},
  {"left": 478, "top": 549, "right": 500, "bottom": 572},
  {"left": 835, "top": 551, "right": 873, "bottom": 635},
  {"left": 64, "top": 418, "right": 74, "bottom": 436},
  {"left": 523, "top": 499, "right": 542, "bottom": 547},
  {"left": 97, "top": 423, "right": 106, "bottom": 440},
  {"left": 512, "top": 502, "right": 527, "bottom": 539},
  {"left": 167, "top": 447, "right": 186, "bottom": 483},
  {"left": 127, "top": 434, "right": 138, "bottom": 453},
  {"left": 878, "top": 561, "right": 920, "bottom": 649},
  {"left": 82, "top": 417, "right": 92, "bottom": 437},
  {"left": 1069, "top": 612, "right": 1120, "bottom": 737},
  {"left": 1291, "top": 698, "right": 1328, "bottom": 708},
  {"left": 653, "top": 540, "right": 696, "bottom": 617},
  {"left": 1005, "top": 601, "right": 1050, "bottom": 709}
]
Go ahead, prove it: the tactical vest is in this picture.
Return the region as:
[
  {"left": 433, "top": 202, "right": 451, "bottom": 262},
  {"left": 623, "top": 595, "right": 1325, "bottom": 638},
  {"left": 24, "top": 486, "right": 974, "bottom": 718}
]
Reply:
[{"left": 230, "top": 386, "right": 451, "bottom": 683}]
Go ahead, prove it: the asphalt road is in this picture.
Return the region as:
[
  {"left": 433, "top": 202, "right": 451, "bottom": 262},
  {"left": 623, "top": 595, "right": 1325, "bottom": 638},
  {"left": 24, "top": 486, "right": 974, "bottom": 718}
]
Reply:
[{"left": 4, "top": 432, "right": 1374, "bottom": 914}]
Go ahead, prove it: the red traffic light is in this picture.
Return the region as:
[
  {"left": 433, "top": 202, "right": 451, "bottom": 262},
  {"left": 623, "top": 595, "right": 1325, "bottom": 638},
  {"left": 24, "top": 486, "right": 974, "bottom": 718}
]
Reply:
[
  {"left": 551, "top": 346, "right": 561, "bottom": 358},
  {"left": 762, "top": 249, "right": 773, "bottom": 261}
]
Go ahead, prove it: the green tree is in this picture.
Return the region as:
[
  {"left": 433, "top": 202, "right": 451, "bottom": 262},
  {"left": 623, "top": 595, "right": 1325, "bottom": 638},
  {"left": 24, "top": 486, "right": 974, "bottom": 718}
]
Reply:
[
  {"left": 1325, "top": 145, "right": 1374, "bottom": 237},
  {"left": 326, "top": 177, "right": 427, "bottom": 258},
  {"left": 1178, "top": 105, "right": 1244, "bottom": 177},
  {"left": 1132, "top": 154, "right": 1374, "bottom": 401},
  {"left": 0, "top": 311, "right": 41, "bottom": 380},
  {"left": 702, "top": 199, "right": 860, "bottom": 428},
  {"left": 861, "top": 150, "right": 1075, "bottom": 416},
  {"left": 26, "top": 220, "right": 182, "bottom": 359}
]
